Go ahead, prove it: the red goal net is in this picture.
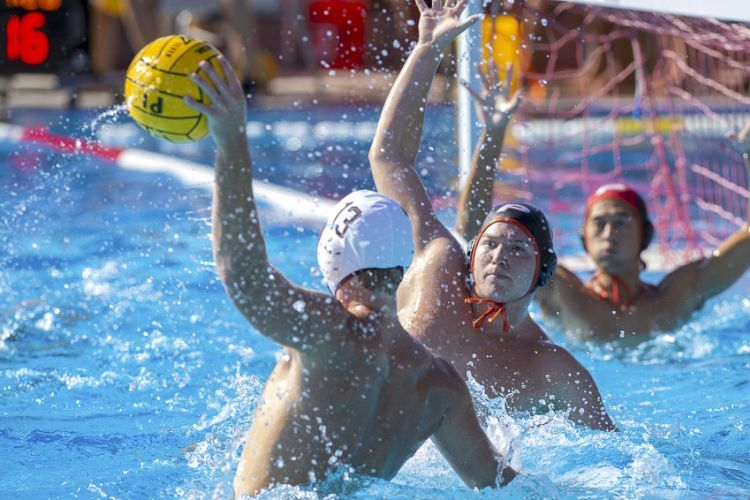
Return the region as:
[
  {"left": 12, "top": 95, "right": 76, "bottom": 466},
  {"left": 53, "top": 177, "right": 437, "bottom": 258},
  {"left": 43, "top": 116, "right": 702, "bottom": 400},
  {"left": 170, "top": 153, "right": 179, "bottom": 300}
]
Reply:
[{"left": 486, "top": 0, "right": 750, "bottom": 262}]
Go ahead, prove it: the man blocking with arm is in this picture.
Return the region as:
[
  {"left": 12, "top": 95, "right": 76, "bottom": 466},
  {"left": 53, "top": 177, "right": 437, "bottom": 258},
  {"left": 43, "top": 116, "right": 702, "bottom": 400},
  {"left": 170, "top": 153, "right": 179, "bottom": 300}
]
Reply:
[
  {"left": 456, "top": 61, "right": 521, "bottom": 242},
  {"left": 184, "top": 55, "right": 514, "bottom": 496},
  {"left": 369, "top": 0, "right": 616, "bottom": 431}
]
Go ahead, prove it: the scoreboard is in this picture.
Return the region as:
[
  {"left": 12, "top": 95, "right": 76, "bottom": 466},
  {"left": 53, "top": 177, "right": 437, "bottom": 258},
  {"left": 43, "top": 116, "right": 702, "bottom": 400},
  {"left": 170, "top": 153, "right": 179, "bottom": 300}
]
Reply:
[{"left": 0, "top": 0, "right": 88, "bottom": 74}]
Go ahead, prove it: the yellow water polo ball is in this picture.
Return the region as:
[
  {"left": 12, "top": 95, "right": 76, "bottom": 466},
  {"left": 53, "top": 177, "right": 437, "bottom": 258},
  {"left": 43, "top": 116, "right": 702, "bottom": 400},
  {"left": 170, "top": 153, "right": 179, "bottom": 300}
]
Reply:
[{"left": 124, "top": 35, "right": 226, "bottom": 143}]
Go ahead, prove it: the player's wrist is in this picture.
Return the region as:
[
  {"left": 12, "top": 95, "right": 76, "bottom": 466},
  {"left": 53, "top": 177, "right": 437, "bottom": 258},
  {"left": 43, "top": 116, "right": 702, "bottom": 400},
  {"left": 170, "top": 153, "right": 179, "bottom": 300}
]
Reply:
[
  {"left": 215, "top": 123, "right": 247, "bottom": 143},
  {"left": 414, "top": 39, "right": 446, "bottom": 55}
]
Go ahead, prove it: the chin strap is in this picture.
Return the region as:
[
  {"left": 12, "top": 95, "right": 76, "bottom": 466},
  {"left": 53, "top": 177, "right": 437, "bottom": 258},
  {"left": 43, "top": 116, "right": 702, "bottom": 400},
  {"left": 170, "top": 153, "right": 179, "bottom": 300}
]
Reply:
[
  {"left": 465, "top": 297, "right": 510, "bottom": 332},
  {"left": 589, "top": 271, "right": 634, "bottom": 307}
]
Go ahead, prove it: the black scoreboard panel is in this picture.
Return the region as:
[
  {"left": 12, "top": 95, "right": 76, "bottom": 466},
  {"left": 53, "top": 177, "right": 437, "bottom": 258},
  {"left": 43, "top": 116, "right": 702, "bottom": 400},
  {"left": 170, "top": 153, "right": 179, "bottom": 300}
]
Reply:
[{"left": 0, "top": 0, "right": 88, "bottom": 75}]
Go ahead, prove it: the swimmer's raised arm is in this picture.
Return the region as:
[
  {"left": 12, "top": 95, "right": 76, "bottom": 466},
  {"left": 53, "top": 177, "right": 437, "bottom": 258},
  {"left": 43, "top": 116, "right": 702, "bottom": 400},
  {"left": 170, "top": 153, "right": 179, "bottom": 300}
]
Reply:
[
  {"left": 455, "top": 62, "right": 520, "bottom": 241},
  {"left": 453, "top": 65, "right": 590, "bottom": 318},
  {"left": 659, "top": 124, "right": 750, "bottom": 307},
  {"left": 186, "top": 57, "right": 365, "bottom": 352},
  {"left": 369, "top": 0, "right": 480, "bottom": 252}
]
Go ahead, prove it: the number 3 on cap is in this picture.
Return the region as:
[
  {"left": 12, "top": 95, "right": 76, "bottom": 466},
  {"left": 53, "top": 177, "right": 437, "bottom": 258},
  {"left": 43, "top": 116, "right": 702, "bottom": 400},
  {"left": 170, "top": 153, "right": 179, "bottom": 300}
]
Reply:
[{"left": 333, "top": 202, "right": 361, "bottom": 237}]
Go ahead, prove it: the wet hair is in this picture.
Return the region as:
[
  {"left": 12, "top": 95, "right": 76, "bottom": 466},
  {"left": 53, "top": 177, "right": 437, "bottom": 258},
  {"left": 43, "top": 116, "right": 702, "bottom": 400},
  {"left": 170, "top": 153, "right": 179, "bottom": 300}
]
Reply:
[{"left": 348, "top": 267, "right": 404, "bottom": 293}]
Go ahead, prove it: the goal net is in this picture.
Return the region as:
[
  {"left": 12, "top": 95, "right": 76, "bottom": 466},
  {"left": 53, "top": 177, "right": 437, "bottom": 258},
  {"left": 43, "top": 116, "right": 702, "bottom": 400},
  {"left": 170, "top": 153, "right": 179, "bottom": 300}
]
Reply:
[{"left": 475, "top": 0, "right": 750, "bottom": 265}]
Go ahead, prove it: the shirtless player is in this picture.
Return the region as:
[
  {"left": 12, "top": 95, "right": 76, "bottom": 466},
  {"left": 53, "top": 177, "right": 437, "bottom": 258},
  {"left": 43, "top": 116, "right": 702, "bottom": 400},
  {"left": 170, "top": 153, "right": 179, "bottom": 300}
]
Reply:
[
  {"left": 184, "top": 54, "right": 514, "bottom": 496},
  {"left": 368, "top": 0, "right": 616, "bottom": 430},
  {"left": 535, "top": 166, "right": 750, "bottom": 341},
  {"left": 457, "top": 72, "right": 750, "bottom": 341}
]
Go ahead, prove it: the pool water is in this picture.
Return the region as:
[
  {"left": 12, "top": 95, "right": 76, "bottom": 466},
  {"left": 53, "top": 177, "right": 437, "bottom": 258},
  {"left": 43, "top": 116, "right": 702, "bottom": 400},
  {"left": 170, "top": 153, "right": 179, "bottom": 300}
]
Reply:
[{"left": 1, "top": 108, "right": 749, "bottom": 498}]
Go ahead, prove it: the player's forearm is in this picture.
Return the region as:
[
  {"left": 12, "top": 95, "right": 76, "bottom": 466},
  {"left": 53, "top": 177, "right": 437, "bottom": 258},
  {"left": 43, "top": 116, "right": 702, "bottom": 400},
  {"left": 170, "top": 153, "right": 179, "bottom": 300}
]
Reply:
[
  {"left": 460, "top": 449, "right": 516, "bottom": 489},
  {"left": 369, "top": 42, "right": 446, "bottom": 171},
  {"left": 120, "top": 0, "right": 159, "bottom": 49},
  {"left": 699, "top": 225, "right": 750, "bottom": 299},
  {"left": 498, "top": 460, "right": 517, "bottom": 486},
  {"left": 456, "top": 128, "right": 505, "bottom": 240},
  {"left": 212, "top": 132, "right": 270, "bottom": 288},
  {"left": 485, "top": 455, "right": 516, "bottom": 488}
]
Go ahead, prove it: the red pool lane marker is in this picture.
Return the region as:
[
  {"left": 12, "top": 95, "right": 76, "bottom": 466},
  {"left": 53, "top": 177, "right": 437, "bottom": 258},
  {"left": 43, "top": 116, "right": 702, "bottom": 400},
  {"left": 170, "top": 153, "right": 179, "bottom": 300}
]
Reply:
[{"left": 20, "top": 126, "right": 124, "bottom": 162}]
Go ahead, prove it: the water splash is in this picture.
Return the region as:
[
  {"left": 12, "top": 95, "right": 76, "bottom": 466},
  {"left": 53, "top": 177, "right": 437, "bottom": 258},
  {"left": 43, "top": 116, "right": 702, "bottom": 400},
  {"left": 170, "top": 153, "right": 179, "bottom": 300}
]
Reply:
[
  {"left": 176, "top": 368, "right": 264, "bottom": 496},
  {"left": 86, "top": 104, "right": 129, "bottom": 137}
]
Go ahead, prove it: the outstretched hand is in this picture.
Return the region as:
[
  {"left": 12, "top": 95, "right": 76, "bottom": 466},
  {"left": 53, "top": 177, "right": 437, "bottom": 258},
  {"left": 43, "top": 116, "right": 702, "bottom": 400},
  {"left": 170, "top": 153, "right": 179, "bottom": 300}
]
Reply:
[
  {"left": 184, "top": 55, "right": 247, "bottom": 144},
  {"left": 416, "top": 0, "right": 482, "bottom": 48},
  {"left": 462, "top": 60, "right": 521, "bottom": 132}
]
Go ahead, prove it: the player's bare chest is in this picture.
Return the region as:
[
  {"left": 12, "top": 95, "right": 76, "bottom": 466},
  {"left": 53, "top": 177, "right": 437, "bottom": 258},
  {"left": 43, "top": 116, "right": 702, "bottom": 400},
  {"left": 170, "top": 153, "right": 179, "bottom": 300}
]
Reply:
[{"left": 566, "top": 286, "right": 689, "bottom": 336}]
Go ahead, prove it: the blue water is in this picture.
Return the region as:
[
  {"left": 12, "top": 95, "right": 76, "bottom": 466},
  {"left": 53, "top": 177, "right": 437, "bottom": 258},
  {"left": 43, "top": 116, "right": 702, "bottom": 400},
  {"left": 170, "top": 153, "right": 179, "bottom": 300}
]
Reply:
[{"left": 1, "top": 108, "right": 749, "bottom": 498}]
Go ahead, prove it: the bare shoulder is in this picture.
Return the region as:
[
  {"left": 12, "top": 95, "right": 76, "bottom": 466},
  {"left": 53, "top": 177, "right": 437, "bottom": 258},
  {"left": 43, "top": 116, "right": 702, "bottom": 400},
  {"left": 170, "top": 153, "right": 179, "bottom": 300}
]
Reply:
[
  {"left": 419, "top": 232, "right": 467, "bottom": 268},
  {"left": 655, "top": 257, "right": 706, "bottom": 308},
  {"left": 658, "top": 258, "right": 703, "bottom": 291},
  {"left": 522, "top": 338, "right": 615, "bottom": 430},
  {"left": 528, "top": 340, "right": 587, "bottom": 377},
  {"left": 556, "top": 263, "right": 584, "bottom": 284},
  {"left": 527, "top": 340, "right": 599, "bottom": 403},
  {"left": 536, "top": 264, "right": 588, "bottom": 313},
  {"left": 550, "top": 265, "right": 587, "bottom": 298},
  {"left": 302, "top": 311, "right": 386, "bottom": 360},
  {"left": 404, "top": 233, "right": 469, "bottom": 299}
]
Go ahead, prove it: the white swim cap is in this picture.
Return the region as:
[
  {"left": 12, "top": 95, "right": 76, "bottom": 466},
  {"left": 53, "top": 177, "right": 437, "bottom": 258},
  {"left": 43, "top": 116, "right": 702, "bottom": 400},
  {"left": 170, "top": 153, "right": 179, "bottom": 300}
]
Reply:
[{"left": 317, "top": 190, "right": 414, "bottom": 292}]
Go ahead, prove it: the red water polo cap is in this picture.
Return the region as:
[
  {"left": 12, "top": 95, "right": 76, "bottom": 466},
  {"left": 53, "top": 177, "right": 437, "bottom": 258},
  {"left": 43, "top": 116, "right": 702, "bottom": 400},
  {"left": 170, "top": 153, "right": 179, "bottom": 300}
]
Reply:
[{"left": 586, "top": 183, "right": 641, "bottom": 214}]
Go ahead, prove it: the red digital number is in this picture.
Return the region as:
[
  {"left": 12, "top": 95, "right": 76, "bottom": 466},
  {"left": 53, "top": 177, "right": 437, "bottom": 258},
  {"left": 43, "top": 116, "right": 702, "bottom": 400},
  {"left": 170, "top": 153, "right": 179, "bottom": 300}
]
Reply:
[
  {"left": 5, "top": 0, "right": 61, "bottom": 10},
  {"left": 5, "top": 12, "right": 49, "bottom": 65}
]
